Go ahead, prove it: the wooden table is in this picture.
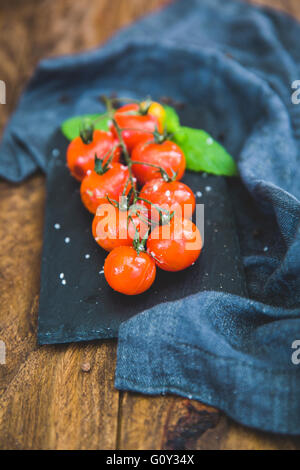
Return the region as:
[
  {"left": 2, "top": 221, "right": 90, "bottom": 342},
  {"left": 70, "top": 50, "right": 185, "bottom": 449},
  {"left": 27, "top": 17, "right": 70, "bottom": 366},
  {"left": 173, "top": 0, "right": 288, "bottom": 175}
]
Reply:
[{"left": 0, "top": 0, "right": 299, "bottom": 450}]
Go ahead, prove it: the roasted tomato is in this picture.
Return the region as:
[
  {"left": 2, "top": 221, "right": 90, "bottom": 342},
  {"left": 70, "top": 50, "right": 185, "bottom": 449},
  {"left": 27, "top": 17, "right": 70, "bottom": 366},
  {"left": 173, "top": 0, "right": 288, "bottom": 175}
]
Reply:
[
  {"left": 67, "top": 129, "right": 120, "bottom": 182},
  {"left": 104, "top": 246, "right": 156, "bottom": 295},
  {"left": 131, "top": 140, "right": 186, "bottom": 186},
  {"left": 80, "top": 163, "right": 132, "bottom": 214},
  {"left": 92, "top": 202, "right": 149, "bottom": 252},
  {"left": 111, "top": 103, "right": 163, "bottom": 152},
  {"left": 139, "top": 178, "right": 195, "bottom": 222},
  {"left": 147, "top": 218, "right": 202, "bottom": 272}
]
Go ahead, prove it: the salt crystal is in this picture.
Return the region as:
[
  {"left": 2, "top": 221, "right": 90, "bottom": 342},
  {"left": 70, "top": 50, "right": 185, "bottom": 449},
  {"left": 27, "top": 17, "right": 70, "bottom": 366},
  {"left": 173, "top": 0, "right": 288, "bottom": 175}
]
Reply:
[
  {"left": 52, "top": 148, "right": 60, "bottom": 157},
  {"left": 54, "top": 223, "right": 61, "bottom": 230},
  {"left": 65, "top": 237, "right": 70, "bottom": 244},
  {"left": 205, "top": 186, "right": 212, "bottom": 192},
  {"left": 61, "top": 279, "right": 66, "bottom": 285},
  {"left": 85, "top": 254, "right": 90, "bottom": 259},
  {"left": 59, "top": 273, "right": 64, "bottom": 279}
]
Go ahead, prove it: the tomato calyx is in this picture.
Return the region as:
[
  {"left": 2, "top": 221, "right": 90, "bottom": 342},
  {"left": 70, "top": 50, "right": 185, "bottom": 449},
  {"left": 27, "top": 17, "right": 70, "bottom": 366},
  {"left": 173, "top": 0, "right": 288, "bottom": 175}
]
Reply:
[
  {"left": 161, "top": 166, "right": 178, "bottom": 183},
  {"left": 137, "top": 196, "right": 175, "bottom": 226},
  {"left": 105, "top": 176, "right": 135, "bottom": 211},
  {"left": 94, "top": 145, "right": 119, "bottom": 175},
  {"left": 131, "top": 222, "right": 150, "bottom": 255},
  {"left": 152, "top": 129, "right": 172, "bottom": 145},
  {"left": 138, "top": 98, "right": 152, "bottom": 116},
  {"left": 79, "top": 119, "right": 94, "bottom": 145},
  {"left": 94, "top": 154, "right": 110, "bottom": 175},
  {"left": 106, "top": 192, "right": 132, "bottom": 212}
]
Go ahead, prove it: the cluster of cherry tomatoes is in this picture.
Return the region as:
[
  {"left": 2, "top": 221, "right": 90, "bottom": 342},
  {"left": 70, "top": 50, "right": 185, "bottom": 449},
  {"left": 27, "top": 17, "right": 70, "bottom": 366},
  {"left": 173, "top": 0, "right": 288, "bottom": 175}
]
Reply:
[{"left": 67, "top": 99, "right": 202, "bottom": 295}]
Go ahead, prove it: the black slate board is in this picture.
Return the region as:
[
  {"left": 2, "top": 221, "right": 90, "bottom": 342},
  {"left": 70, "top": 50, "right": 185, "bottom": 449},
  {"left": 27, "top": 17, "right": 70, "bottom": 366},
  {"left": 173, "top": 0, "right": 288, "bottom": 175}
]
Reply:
[{"left": 38, "top": 120, "right": 246, "bottom": 345}]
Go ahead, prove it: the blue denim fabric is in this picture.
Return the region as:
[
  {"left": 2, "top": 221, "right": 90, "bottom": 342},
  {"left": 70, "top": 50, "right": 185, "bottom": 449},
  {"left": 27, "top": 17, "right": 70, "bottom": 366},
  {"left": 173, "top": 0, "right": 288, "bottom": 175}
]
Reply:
[{"left": 1, "top": 0, "right": 300, "bottom": 434}]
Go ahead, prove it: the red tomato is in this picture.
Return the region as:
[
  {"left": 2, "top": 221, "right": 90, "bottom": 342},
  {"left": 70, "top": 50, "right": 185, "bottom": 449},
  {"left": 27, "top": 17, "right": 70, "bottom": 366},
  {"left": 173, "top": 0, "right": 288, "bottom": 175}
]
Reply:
[
  {"left": 131, "top": 140, "right": 186, "bottom": 186},
  {"left": 139, "top": 178, "right": 195, "bottom": 222},
  {"left": 92, "top": 203, "right": 149, "bottom": 252},
  {"left": 104, "top": 246, "right": 156, "bottom": 295},
  {"left": 67, "top": 130, "right": 120, "bottom": 181},
  {"left": 80, "top": 163, "right": 132, "bottom": 214},
  {"left": 111, "top": 104, "right": 163, "bottom": 152},
  {"left": 147, "top": 218, "right": 202, "bottom": 272}
]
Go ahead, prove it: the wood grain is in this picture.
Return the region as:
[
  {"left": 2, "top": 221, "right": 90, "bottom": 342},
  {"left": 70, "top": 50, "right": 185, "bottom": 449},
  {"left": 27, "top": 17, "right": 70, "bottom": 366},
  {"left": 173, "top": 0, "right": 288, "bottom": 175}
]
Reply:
[
  {"left": 251, "top": 0, "right": 300, "bottom": 19},
  {"left": 0, "top": 0, "right": 299, "bottom": 450}
]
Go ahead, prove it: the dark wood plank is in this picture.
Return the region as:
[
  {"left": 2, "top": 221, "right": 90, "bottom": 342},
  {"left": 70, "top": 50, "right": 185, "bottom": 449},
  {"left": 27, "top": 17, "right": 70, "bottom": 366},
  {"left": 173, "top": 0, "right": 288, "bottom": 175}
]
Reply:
[
  {"left": 251, "top": 0, "right": 300, "bottom": 19},
  {"left": 118, "top": 393, "right": 300, "bottom": 450},
  {"left": 0, "top": 0, "right": 299, "bottom": 450}
]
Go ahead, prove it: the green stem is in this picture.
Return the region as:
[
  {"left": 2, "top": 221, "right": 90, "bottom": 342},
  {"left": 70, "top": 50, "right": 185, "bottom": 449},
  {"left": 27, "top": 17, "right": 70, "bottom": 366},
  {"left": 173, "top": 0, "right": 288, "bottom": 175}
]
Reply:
[
  {"left": 111, "top": 117, "right": 138, "bottom": 201},
  {"left": 137, "top": 197, "right": 169, "bottom": 214},
  {"left": 130, "top": 160, "right": 172, "bottom": 182}
]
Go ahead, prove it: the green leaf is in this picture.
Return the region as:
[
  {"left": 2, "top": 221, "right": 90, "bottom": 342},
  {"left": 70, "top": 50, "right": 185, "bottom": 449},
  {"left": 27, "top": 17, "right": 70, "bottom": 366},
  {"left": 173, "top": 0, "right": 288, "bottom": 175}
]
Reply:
[
  {"left": 61, "top": 113, "right": 110, "bottom": 140},
  {"left": 163, "top": 105, "right": 181, "bottom": 134},
  {"left": 173, "top": 127, "right": 238, "bottom": 176}
]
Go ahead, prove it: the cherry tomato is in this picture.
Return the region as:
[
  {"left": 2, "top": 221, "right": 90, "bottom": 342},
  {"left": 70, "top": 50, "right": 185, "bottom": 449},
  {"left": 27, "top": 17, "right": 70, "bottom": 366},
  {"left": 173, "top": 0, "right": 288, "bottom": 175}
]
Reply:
[
  {"left": 139, "top": 178, "right": 195, "bottom": 222},
  {"left": 147, "top": 218, "right": 202, "bottom": 272},
  {"left": 80, "top": 163, "right": 132, "bottom": 214},
  {"left": 92, "top": 203, "right": 149, "bottom": 252},
  {"left": 131, "top": 140, "right": 186, "bottom": 186},
  {"left": 67, "top": 130, "right": 120, "bottom": 181},
  {"left": 142, "top": 101, "right": 166, "bottom": 129},
  {"left": 104, "top": 246, "right": 156, "bottom": 295},
  {"left": 111, "top": 103, "right": 163, "bottom": 152}
]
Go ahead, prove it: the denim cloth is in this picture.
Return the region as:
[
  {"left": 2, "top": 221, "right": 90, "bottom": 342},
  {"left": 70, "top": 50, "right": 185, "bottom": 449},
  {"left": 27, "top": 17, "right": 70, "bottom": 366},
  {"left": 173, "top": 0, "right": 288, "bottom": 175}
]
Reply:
[{"left": 1, "top": 0, "right": 300, "bottom": 434}]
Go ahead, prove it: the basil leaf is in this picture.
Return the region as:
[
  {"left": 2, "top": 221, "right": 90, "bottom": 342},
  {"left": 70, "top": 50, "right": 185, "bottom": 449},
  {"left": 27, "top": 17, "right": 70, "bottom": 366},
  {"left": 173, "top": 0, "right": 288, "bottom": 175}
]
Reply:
[
  {"left": 61, "top": 113, "right": 110, "bottom": 140},
  {"left": 174, "top": 127, "right": 238, "bottom": 176},
  {"left": 163, "top": 105, "right": 181, "bottom": 134}
]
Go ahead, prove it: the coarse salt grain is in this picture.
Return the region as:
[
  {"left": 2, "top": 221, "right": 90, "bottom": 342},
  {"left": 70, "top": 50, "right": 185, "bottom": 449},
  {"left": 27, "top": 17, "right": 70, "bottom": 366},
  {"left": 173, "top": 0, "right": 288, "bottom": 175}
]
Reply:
[{"left": 52, "top": 148, "right": 60, "bottom": 157}]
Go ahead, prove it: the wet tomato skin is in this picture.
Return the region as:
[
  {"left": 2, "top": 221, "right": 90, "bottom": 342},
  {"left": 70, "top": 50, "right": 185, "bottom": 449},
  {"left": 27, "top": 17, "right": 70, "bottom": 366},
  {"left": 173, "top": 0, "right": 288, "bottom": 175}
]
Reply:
[
  {"left": 111, "top": 104, "right": 162, "bottom": 152},
  {"left": 147, "top": 218, "right": 202, "bottom": 272},
  {"left": 139, "top": 178, "right": 195, "bottom": 222},
  {"left": 67, "top": 130, "right": 120, "bottom": 181},
  {"left": 104, "top": 246, "right": 156, "bottom": 295},
  {"left": 92, "top": 203, "right": 149, "bottom": 252},
  {"left": 80, "top": 163, "right": 131, "bottom": 214},
  {"left": 131, "top": 140, "right": 186, "bottom": 186}
]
